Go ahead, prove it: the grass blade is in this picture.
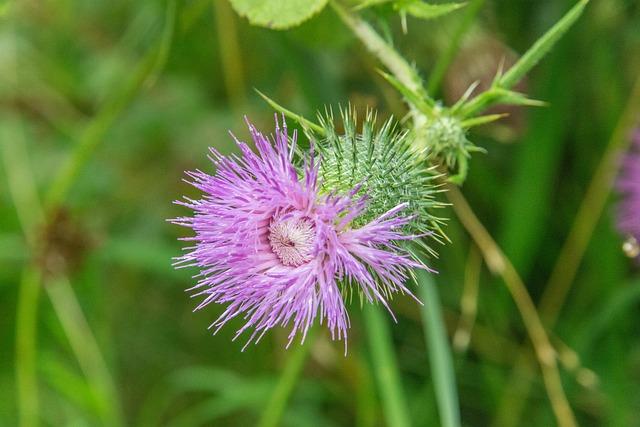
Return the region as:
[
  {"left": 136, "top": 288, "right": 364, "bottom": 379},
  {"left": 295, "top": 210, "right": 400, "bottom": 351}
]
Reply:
[
  {"left": 363, "top": 305, "right": 412, "bottom": 427},
  {"left": 257, "top": 329, "right": 317, "bottom": 427},
  {"left": 417, "top": 269, "right": 461, "bottom": 427}
]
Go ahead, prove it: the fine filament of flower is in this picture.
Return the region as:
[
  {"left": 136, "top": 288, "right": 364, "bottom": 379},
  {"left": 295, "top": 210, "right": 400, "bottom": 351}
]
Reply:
[{"left": 268, "top": 214, "right": 315, "bottom": 267}]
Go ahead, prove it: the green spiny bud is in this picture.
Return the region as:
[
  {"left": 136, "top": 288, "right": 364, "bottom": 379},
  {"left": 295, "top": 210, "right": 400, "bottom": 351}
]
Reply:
[
  {"left": 415, "top": 112, "right": 485, "bottom": 184},
  {"left": 308, "top": 106, "right": 447, "bottom": 255}
]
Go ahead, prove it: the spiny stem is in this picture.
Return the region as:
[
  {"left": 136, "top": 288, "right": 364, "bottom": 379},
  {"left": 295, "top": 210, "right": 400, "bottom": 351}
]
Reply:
[
  {"left": 257, "top": 329, "right": 317, "bottom": 427},
  {"left": 332, "top": 3, "right": 569, "bottom": 424},
  {"left": 331, "top": 0, "right": 430, "bottom": 126},
  {"left": 446, "top": 184, "right": 577, "bottom": 427},
  {"left": 331, "top": 1, "right": 423, "bottom": 94}
]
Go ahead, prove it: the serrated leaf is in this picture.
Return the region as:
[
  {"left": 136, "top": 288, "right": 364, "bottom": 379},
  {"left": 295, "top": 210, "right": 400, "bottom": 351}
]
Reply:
[
  {"left": 229, "top": 0, "right": 329, "bottom": 30},
  {"left": 395, "top": 0, "right": 466, "bottom": 20}
]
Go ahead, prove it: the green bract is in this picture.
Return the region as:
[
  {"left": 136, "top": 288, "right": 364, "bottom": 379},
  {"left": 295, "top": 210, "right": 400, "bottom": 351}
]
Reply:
[
  {"left": 309, "top": 108, "right": 447, "bottom": 255},
  {"left": 416, "top": 113, "right": 484, "bottom": 184}
]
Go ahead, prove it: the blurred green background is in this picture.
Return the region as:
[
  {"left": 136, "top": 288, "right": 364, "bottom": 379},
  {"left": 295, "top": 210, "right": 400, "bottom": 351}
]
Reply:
[{"left": 2, "top": 0, "right": 640, "bottom": 426}]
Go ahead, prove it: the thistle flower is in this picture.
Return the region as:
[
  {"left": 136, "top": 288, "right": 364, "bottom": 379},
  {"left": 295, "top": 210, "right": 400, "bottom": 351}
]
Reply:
[
  {"left": 617, "top": 130, "right": 640, "bottom": 258},
  {"left": 172, "top": 117, "right": 429, "bottom": 349}
]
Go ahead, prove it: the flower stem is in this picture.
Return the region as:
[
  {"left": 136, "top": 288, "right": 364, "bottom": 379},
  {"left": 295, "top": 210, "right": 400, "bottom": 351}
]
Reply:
[
  {"left": 257, "top": 329, "right": 317, "bottom": 427},
  {"left": 331, "top": 1, "right": 423, "bottom": 94},
  {"left": 446, "top": 184, "right": 577, "bottom": 427},
  {"left": 331, "top": 0, "right": 430, "bottom": 126},
  {"left": 417, "top": 269, "right": 461, "bottom": 427},
  {"left": 363, "top": 305, "right": 412, "bottom": 427}
]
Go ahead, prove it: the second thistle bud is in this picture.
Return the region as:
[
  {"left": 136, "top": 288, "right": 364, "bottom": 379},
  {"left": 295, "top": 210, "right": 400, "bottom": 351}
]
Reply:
[{"left": 415, "top": 113, "right": 483, "bottom": 184}]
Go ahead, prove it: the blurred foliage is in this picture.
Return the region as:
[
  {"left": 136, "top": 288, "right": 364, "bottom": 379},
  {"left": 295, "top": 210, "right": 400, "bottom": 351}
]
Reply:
[{"left": 1, "top": 0, "right": 640, "bottom": 426}]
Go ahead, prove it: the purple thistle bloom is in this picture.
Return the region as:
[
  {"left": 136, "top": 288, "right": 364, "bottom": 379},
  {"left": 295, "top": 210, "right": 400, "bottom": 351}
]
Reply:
[
  {"left": 172, "top": 118, "right": 427, "bottom": 349},
  {"left": 617, "top": 130, "right": 640, "bottom": 257}
]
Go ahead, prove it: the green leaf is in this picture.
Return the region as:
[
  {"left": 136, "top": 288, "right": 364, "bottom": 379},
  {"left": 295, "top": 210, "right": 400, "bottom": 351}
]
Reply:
[
  {"left": 458, "top": 87, "right": 545, "bottom": 118},
  {"left": 229, "top": 0, "right": 329, "bottom": 30},
  {"left": 493, "top": 88, "right": 547, "bottom": 107},
  {"left": 395, "top": 0, "right": 466, "bottom": 20},
  {"left": 460, "top": 113, "right": 508, "bottom": 128},
  {"left": 499, "top": 0, "right": 588, "bottom": 89}
]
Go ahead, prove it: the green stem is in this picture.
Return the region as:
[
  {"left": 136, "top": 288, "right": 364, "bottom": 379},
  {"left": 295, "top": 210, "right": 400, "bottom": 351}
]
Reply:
[
  {"left": 331, "top": 0, "right": 431, "bottom": 126},
  {"left": 331, "top": 1, "right": 423, "bottom": 94},
  {"left": 363, "top": 305, "right": 412, "bottom": 427},
  {"left": 257, "top": 329, "right": 317, "bottom": 427},
  {"left": 7, "top": 4, "right": 176, "bottom": 426},
  {"left": 417, "top": 269, "right": 461, "bottom": 427}
]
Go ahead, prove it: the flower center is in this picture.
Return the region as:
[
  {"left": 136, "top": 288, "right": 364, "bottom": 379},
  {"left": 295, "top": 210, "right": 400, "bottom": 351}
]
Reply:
[{"left": 268, "top": 216, "right": 315, "bottom": 267}]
